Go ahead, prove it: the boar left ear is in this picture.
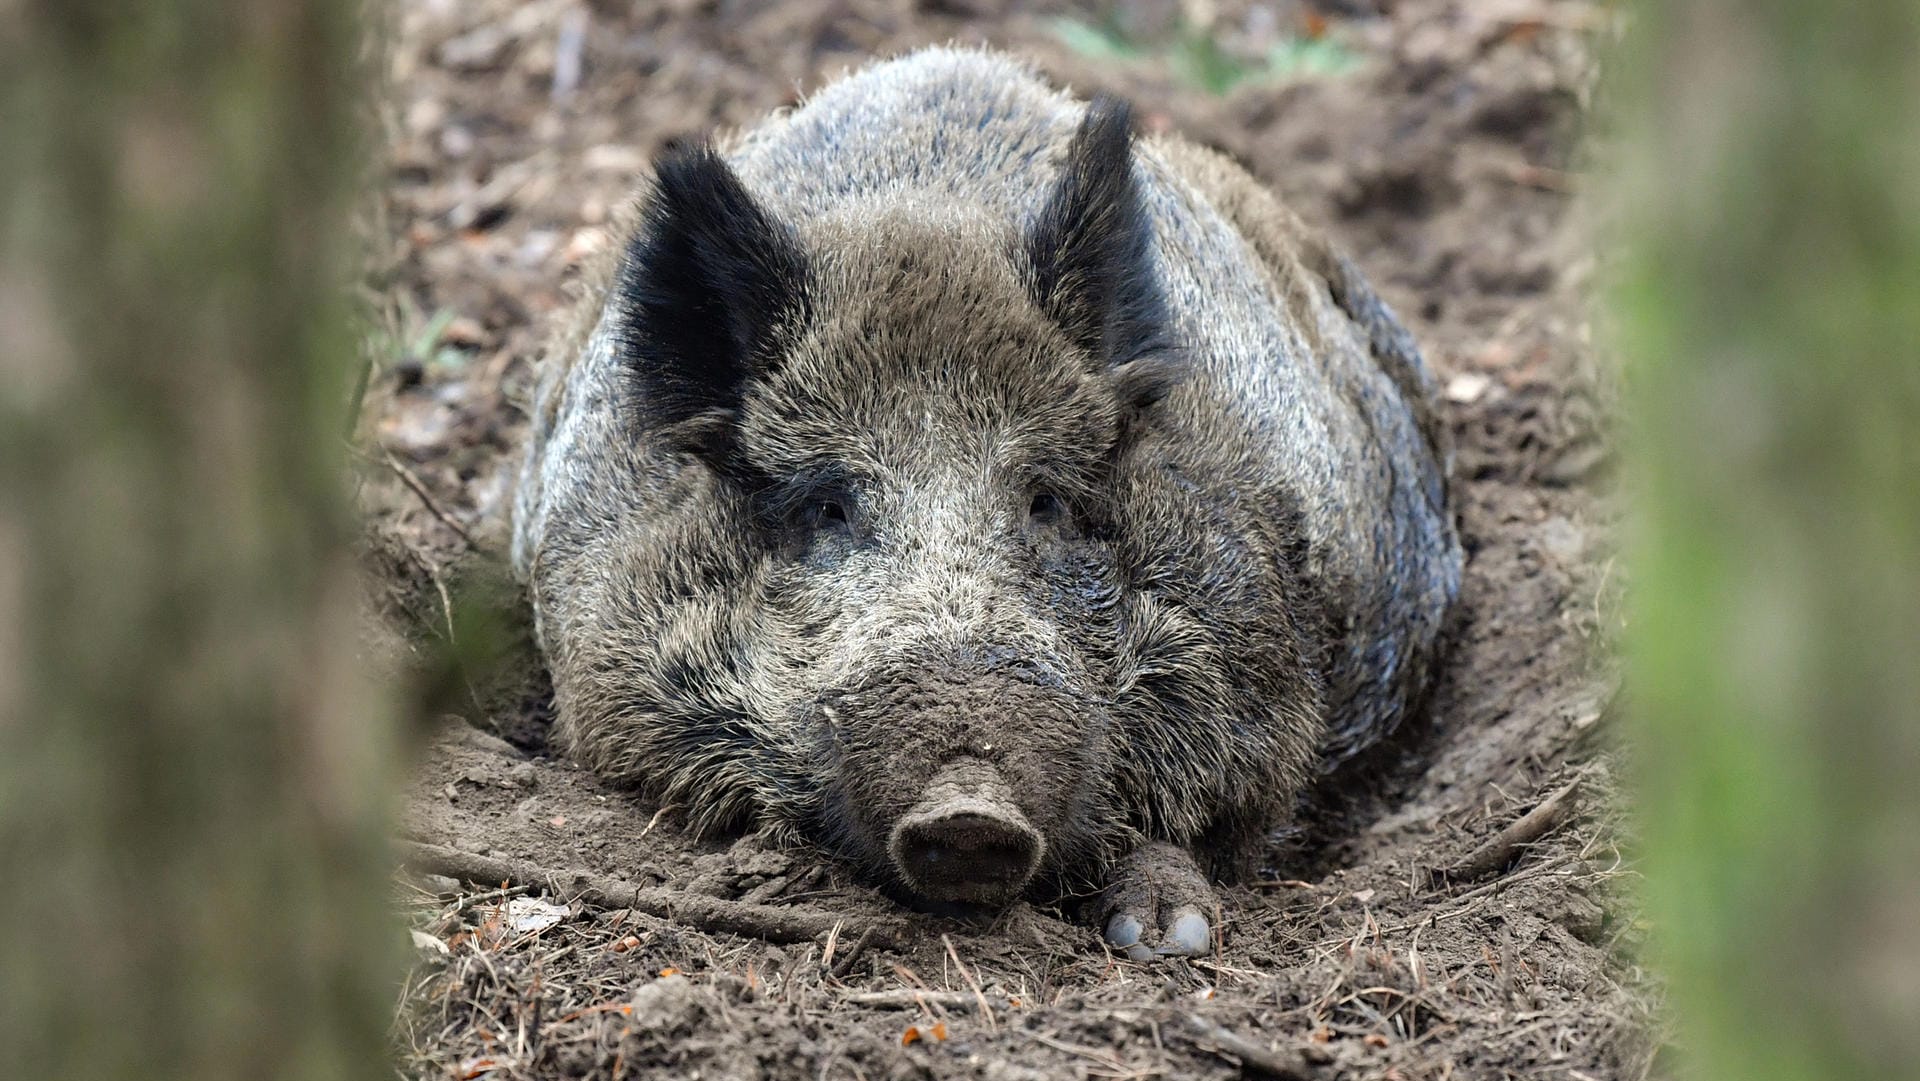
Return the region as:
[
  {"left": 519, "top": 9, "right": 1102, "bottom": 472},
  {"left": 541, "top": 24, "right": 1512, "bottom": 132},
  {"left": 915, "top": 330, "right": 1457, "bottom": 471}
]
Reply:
[
  {"left": 1026, "top": 95, "right": 1177, "bottom": 407},
  {"left": 614, "top": 143, "right": 809, "bottom": 450}
]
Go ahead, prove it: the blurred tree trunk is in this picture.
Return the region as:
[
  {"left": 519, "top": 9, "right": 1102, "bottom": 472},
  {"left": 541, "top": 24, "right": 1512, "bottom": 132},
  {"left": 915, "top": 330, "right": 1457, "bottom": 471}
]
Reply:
[
  {"left": 0, "top": 3, "right": 398, "bottom": 1080},
  {"left": 1616, "top": 2, "right": 1920, "bottom": 1079}
]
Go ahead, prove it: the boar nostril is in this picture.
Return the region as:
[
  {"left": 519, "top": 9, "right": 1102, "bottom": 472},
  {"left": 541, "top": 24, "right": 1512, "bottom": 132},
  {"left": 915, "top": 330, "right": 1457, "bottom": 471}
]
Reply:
[
  {"left": 897, "top": 812, "right": 1038, "bottom": 894},
  {"left": 888, "top": 765, "right": 1044, "bottom": 905}
]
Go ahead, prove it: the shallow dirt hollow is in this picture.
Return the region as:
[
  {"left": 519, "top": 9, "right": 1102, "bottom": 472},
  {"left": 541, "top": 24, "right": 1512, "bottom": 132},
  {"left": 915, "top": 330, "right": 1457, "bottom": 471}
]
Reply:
[{"left": 364, "top": 1, "right": 1658, "bottom": 1078}]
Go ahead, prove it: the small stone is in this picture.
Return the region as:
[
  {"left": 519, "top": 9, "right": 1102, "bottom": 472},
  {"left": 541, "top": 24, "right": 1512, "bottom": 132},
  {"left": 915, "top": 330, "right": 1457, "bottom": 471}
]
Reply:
[
  {"left": 436, "top": 24, "right": 510, "bottom": 71},
  {"left": 1445, "top": 371, "right": 1491, "bottom": 403},
  {"left": 628, "top": 974, "right": 704, "bottom": 1033},
  {"left": 1537, "top": 514, "right": 1587, "bottom": 564}
]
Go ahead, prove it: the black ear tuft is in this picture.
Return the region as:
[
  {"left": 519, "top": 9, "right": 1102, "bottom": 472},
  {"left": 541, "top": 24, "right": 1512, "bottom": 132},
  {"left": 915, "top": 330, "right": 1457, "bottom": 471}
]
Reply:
[
  {"left": 614, "top": 143, "right": 809, "bottom": 448},
  {"left": 1026, "top": 95, "right": 1176, "bottom": 405}
]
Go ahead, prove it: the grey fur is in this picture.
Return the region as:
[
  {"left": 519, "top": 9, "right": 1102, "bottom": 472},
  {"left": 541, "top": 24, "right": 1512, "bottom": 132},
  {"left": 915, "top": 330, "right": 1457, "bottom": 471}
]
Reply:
[{"left": 512, "top": 48, "right": 1460, "bottom": 906}]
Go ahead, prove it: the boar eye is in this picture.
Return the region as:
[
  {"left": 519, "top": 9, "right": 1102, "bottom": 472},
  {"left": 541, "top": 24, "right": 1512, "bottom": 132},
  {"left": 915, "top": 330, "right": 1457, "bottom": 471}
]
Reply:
[
  {"left": 799, "top": 496, "right": 852, "bottom": 536},
  {"left": 1027, "top": 490, "right": 1070, "bottom": 528}
]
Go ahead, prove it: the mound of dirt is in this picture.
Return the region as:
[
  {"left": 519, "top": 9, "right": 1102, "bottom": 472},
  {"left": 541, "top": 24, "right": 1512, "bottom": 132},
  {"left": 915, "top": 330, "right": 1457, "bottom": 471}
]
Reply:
[{"left": 365, "top": 2, "right": 1657, "bottom": 1078}]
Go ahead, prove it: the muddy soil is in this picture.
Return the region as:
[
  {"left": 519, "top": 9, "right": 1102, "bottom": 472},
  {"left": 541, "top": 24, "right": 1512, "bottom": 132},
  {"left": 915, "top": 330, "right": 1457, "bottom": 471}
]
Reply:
[{"left": 365, "top": 1, "right": 1658, "bottom": 1078}]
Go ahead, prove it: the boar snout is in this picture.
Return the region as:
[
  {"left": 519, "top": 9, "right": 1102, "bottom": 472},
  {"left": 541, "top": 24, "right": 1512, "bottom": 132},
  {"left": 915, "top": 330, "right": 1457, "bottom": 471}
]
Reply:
[{"left": 888, "top": 759, "right": 1044, "bottom": 905}]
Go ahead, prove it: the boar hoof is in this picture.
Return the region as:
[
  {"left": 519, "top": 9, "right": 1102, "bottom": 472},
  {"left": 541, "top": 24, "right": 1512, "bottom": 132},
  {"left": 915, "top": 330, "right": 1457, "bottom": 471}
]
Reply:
[{"left": 1101, "top": 841, "right": 1215, "bottom": 960}]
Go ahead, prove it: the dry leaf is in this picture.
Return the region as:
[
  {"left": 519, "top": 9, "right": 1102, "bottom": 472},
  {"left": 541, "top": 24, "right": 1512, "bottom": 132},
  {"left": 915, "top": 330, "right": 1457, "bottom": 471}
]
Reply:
[
  {"left": 410, "top": 929, "right": 450, "bottom": 955},
  {"left": 503, "top": 896, "right": 567, "bottom": 935}
]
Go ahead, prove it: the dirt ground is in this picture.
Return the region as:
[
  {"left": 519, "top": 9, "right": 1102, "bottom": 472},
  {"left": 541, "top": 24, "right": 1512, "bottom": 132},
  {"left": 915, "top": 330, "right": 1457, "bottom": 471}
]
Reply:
[{"left": 362, "top": 1, "right": 1658, "bottom": 1078}]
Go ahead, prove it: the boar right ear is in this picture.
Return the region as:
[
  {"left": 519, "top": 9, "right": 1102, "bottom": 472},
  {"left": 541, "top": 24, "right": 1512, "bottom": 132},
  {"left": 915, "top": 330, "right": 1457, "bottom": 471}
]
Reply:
[{"left": 614, "top": 143, "right": 809, "bottom": 449}]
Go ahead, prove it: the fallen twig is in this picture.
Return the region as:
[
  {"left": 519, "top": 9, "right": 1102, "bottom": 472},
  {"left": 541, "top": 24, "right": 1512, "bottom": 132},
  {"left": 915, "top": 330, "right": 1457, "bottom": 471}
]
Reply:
[
  {"left": 1447, "top": 774, "right": 1586, "bottom": 882},
  {"left": 447, "top": 882, "right": 533, "bottom": 914},
  {"left": 943, "top": 933, "right": 997, "bottom": 1032},
  {"left": 1501, "top": 160, "right": 1580, "bottom": 193},
  {"left": 828, "top": 925, "right": 877, "bottom": 980},
  {"left": 839, "top": 989, "right": 1010, "bottom": 1012},
  {"left": 401, "top": 841, "right": 907, "bottom": 951},
  {"left": 1336, "top": 852, "right": 1576, "bottom": 945},
  {"left": 1028, "top": 1032, "right": 1134, "bottom": 1074},
  {"left": 379, "top": 448, "right": 484, "bottom": 553},
  {"left": 1181, "top": 1015, "right": 1315, "bottom": 1080}
]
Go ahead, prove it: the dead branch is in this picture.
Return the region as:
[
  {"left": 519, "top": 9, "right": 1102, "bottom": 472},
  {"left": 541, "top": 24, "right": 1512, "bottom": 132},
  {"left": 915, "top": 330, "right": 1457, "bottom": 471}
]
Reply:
[
  {"left": 838, "top": 989, "right": 1011, "bottom": 1012},
  {"left": 1447, "top": 774, "right": 1586, "bottom": 881},
  {"left": 942, "top": 933, "right": 998, "bottom": 1032},
  {"left": 828, "top": 925, "right": 878, "bottom": 980},
  {"left": 375, "top": 447, "right": 485, "bottom": 553},
  {"left": 401, "top": 841, "right": 907, "bottom": 951},
  {"left": 1181, "top": 1015, "right": 1316, "bottom": 1080}
]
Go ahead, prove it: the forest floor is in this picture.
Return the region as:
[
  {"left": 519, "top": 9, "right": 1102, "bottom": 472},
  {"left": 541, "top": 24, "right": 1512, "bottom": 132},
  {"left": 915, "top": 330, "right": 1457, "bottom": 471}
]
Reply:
[{"left": 362, "top": 1, "right": 1660, "bottom": 1078}]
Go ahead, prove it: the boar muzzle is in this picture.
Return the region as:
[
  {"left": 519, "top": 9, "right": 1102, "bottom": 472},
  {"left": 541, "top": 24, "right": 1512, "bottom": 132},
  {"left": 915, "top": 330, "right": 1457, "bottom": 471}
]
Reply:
[{"left": 888, "top": 759, "right": 1044, "bottom": 905}]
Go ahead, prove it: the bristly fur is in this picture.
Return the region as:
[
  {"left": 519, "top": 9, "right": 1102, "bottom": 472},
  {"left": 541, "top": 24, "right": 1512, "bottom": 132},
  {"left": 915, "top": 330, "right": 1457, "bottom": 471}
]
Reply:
[
  {"left": 511, "top": 47, "right": 1462, "bottom": 912},
  {"left": 612, "top": 142, "right": 810, "bottom": 453}
]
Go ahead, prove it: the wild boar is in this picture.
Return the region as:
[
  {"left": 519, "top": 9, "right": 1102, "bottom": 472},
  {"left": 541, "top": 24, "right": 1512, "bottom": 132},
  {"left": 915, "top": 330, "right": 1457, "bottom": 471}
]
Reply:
[{"left": 511, "top": 47, "right": 1460, "bottom": 957}]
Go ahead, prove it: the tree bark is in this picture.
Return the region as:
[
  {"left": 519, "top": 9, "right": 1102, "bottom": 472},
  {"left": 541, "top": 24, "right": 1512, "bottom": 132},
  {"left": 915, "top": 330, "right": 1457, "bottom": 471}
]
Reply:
[
  {"left": 1616, "top": 2, "right": 1920, "bottom": 1078},
  {"left": 0, "top": 3, "right": 396, "bottom": 1080}
]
